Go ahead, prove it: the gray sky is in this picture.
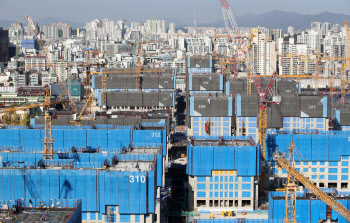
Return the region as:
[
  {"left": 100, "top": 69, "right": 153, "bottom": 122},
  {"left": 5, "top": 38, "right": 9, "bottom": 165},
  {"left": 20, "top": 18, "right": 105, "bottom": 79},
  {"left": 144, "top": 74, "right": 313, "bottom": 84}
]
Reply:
[{"left": 0, "top": 0, "right": 350, "bottom": 25}]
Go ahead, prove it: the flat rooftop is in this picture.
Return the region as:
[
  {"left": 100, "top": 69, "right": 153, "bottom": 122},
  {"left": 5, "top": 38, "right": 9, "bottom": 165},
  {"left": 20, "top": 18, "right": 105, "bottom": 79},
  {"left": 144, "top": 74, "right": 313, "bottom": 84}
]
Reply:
[
  {"left": 0, "top": 207, "right": 74, "bottom": 223},
  {"left": 192, "top": 140, "right": 254, "bottom": 147},
  {"left": 110, "top": 160, "right": 154, "bottom": 172}
]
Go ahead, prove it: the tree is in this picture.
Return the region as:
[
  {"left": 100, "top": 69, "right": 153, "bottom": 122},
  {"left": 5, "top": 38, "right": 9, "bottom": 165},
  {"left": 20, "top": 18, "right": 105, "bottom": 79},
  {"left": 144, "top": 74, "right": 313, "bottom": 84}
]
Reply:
[
  {"left": 11, "top": 112, "right": 20, "bottom": 125},
  {"left": 20, "top": 112, "right": 30, "bottom": 126},
  {"left": 2, "top": 113, "right": 11, "bottom": 125}
]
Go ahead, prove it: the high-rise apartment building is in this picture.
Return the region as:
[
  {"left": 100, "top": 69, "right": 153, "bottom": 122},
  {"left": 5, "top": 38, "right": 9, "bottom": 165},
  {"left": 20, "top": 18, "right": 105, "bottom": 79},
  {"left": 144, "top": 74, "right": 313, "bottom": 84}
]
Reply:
[
  {"left": 0, "top": 28, "right": 9, "bottom": 63},
  {"left": 252, "top": 31, "right": 277, "bottom": 75},
  {"left": 269, "top": 29, "right": 284, "bottom": 41},
  {"left": 168, "top": 23, "right": 175, "bottom": 34},
  {"left": 186, "top": 38, "right": 212, "bottom": 55},
  {"left": 40, "top": 22, "right": 72, "bottom": 40}
]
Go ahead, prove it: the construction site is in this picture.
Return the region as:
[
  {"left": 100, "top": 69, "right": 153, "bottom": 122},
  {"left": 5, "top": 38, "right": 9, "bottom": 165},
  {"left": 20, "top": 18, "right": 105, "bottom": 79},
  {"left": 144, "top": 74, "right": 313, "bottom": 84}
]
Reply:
[{"left": 0, "top": 0, "right": 350, "bottom": 222}]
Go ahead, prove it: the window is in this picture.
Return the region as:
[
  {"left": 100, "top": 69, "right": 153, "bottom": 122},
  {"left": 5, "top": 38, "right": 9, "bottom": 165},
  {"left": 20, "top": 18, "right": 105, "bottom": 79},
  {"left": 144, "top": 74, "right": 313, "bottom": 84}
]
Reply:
[
  {"left": 329, "top": 162, "right": 338, "bottom": 167},
  {"left": 329, "top": 175, "right": 338, "bottom": 181},
  {"left": 229, "top": 192, "right": 233, "bottom": 197},
  {"left": 197, "top": 192, "right": 206, "bottom": 198},
  {"left": 342, "top": 168, "right": 348, "bottom": 174},
  {"left": 220, "top": 184, "right": 223, "bottom": 190},
  {"left": 197, "top": 177, "right": 206, "bottom": 182},
  {"left": 197, "top": 184, "right": 206, "bottom": 190},
  {"left": 242, "top": 177, "right": 251, "bottom": 182},
  {"left": 342, "top": 161, "right": 349, "bottom": 166},
  {"left": 242, "top": 192, "right": 251, "bottom": 198},
  {"left": 215, "top": 184, "right": 219, "bottom": 190},
  {"left": 242, "top": 184, "right": 251, "bottom": 190},
  {"left": 229, "top": 200, "right": 233, "bottom": 207},
  {"left": 215, "top": 176, "right": 219, "bottom": 182},
  {"left": 210, "top": 184, "right": 213, "bottom": 190},
  {"left": 235, "top": 184, "right": 238, "bottom": 190},
  {"left": 197, "top": 200, "right": 206, "bottom": 207},
  {"left": 229, "top": 184, "right": 233, "bottom": 190},
  {"left": 320, "top": 168, "right": 325, "bottom": 172},
  {"left": 242, "top": 200, "right": 251, "bottom": 207},
  {"left": 229, "top": 176, "right": 234, "bottom": 182},
  {"left": 328, "top": 183, "right": 337, "bottom": 188},
  {"left": 303, "top": 168, "right": 308, "bottom": 172},
  {"left": 329, "top": 168, "right": 338, "bottom": 174}
]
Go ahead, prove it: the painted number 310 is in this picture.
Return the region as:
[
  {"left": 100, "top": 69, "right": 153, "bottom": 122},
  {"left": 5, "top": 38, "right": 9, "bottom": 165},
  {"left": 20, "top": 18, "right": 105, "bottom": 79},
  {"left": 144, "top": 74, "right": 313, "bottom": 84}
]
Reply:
[{"left": 130, "top": 175, "right": 146, "bottom": 183}]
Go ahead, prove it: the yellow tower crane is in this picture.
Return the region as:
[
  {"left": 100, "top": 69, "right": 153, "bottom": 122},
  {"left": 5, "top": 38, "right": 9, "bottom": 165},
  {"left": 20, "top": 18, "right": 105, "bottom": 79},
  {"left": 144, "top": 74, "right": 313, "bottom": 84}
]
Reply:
[
  {"left": 25, "top": 16, "right": 78, "bottom": 115},
  {"left": 25, "top": 16, "right": 79, "bottom": 157},
  {"left": 42, "top": 87, "right": 54, "bottom": 159},
  {"left": 275, "top": 140, "right": 350, "bottom": 222}
]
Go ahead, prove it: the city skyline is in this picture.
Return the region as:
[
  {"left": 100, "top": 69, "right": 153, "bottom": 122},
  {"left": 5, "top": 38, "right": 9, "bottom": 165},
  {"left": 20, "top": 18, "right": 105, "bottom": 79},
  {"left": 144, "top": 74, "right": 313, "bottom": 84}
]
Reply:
[{"left": 0, "top": 0, "right": 350, "bottom": 26}]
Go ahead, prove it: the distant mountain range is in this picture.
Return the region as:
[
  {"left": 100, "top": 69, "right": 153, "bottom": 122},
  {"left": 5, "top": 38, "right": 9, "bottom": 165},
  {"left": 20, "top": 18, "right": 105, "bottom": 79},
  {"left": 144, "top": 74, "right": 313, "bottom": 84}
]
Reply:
[
  {"left": 0, "top": 17, "right": 85, "bottom": 29},
  {"left": 1, "top": 11, "right": 349, "bottom": 31},
  {"left": 235, "top": 10, "right": 350, "bottom": 31}
]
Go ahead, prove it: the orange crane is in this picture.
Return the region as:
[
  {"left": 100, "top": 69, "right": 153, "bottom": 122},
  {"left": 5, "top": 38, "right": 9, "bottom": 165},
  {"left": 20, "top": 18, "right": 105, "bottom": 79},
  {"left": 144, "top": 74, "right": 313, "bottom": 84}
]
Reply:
[{"left": 274, "top": 140, "right": 350, "bottom": 222}]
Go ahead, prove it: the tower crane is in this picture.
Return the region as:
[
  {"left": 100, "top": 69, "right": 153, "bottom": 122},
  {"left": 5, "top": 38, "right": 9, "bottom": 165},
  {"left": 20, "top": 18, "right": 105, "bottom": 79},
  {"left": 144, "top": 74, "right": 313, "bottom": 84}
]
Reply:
[
  {"left": 24, "top": 16, "right": 88, "bottom": 157},
  {"left": 274, "top": 140, "right": 350, "bottom": 222},
  {"left": 218, "top": 0, "right": 278, "bottom": 158},
  {"left": 342, "top": 22, "right": 350, "bottom": 104},
  {"left": 25, "top": 16, "right": 78, "bottom": 115},
  {"left": 15, "top": 20, "right": 20, "bottom": 69},
  {"left": 0, "top": 99, "right": 65, "bottom": 114},
  {"left": 42, "top": 86, "right": 55, "bottom": 159},
  {"left": 136, "top": 33, "right": 142, "bottom": 91}
]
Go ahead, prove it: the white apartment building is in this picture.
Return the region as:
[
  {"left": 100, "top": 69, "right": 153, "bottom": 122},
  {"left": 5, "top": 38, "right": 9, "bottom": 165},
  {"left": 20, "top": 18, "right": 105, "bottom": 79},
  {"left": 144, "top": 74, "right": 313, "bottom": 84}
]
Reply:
[
  {"left": 25, "top": 56, "right": 46, "bottom": 72},
  {"left": 252, "top": 31, "right": 277, "bottom": 75}
]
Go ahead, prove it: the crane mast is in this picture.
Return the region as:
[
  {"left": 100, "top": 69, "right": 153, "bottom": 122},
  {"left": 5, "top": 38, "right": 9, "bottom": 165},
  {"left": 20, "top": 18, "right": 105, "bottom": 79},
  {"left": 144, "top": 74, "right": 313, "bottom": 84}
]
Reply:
[
  {"left": 218, "top": 0, "right": 276, "bottom": 157},
  {"left": 343, "top": 22, "right": 350, "bottom": 104},
  {"left": 275, "top": 143, "right": 350, "bottom": 222},
  {"left": 25, "top": 16, "right": 78, "bottom": 115}
]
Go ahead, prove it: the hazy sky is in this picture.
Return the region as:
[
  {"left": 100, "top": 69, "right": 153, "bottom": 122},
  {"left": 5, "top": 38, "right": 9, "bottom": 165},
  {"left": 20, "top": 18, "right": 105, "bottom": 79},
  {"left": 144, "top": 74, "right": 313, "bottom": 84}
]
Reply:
[{"left": 1, "top": 0, "right": 350, "bottom": 25}]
